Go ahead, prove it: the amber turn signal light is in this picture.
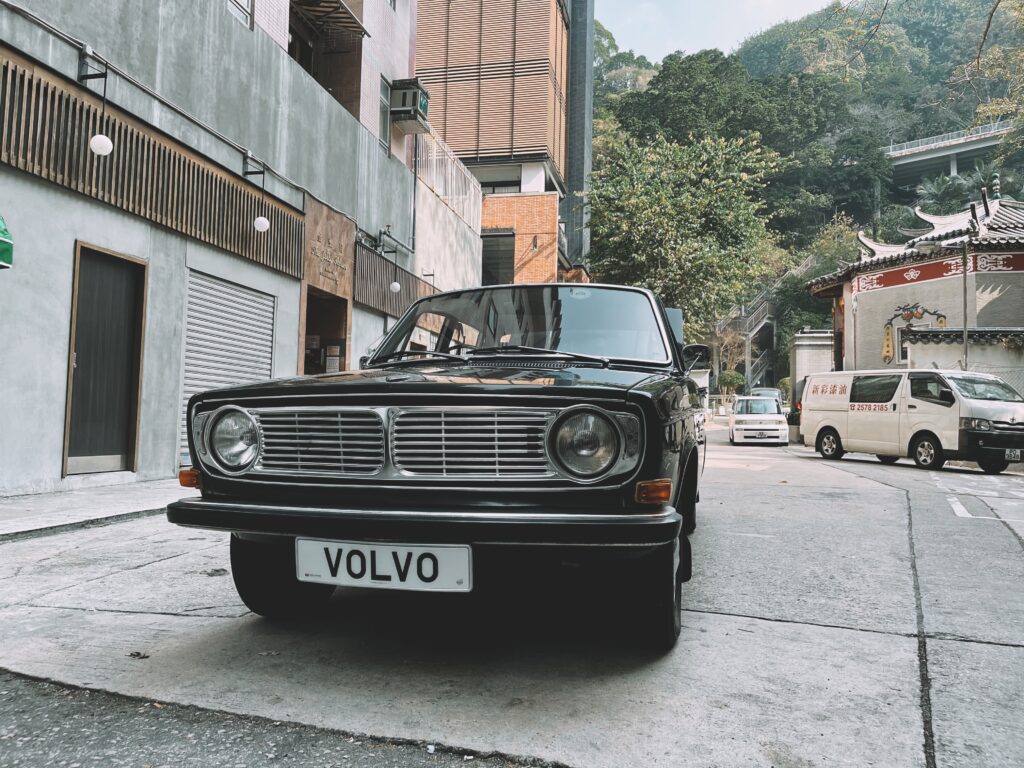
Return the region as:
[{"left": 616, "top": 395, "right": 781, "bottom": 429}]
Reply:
[
  {"left": 635, "top": 478, "right": 672, "bottom": 504},
  {"left": 178, "top": 468, "right": 202, "bottom": 489}
]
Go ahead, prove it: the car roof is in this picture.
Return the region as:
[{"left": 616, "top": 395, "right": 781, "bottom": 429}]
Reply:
[{"left": 807, "top": 369, "right": 998, "bottom": 379}]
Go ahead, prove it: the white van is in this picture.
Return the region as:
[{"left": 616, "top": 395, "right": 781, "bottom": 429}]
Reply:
[{"left": 798, "top": 369, "right": 1024, "bottom": 474}]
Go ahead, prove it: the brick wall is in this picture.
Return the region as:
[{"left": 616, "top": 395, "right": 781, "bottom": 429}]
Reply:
[
  {"left": 254, "top": 0, "right": 289, "bottom": 50},
  {"left": 482, "top": 192, "right": 559, "bottom": 283}
]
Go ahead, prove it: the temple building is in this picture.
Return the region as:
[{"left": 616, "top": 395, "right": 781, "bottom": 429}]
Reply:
[{"left": 808, "top": 191, "right": 1024, "bottom": 391}]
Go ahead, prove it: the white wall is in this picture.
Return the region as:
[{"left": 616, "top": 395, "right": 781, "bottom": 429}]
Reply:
[{"left": 0, "top": 168, "right": 299, "bottom": 496}]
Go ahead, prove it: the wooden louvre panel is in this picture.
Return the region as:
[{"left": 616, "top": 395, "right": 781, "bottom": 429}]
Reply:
[
  {"left": 0, "top": 46, "right": 303, "bottom": 278},
  {"left": 415, "top": 0, "right": 566, "bottom": 169},
  {"left": 353, "top": 243, "right": 436, "bottom": 319}
]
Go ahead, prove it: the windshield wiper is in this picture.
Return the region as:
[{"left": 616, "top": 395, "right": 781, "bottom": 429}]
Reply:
[
  {"left": 368, "top": 350, "right": 466, "bottom": 366},
  {"left": 467, "top": 345, "right": 609, "bottom": 367}
]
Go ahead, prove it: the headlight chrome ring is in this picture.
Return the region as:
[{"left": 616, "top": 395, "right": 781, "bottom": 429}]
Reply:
[
  {"left": 204, "top": 406, "right": 261, "bottom": 474},
  {"left": 549, "top": 407, "right": 621, "bottom": 480}
]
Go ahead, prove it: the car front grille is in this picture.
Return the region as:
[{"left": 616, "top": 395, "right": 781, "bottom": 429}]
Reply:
[
  {"left": 253, "top": 408, "right": 385, "bottom": 476},
  {"left": 391, "top": 408, "right": 555, "bottom": 478}
]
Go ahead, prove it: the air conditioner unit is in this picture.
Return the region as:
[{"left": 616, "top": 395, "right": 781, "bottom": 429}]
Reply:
[{"left": 390, "top": 78, "right": 430, "bottom": 134}]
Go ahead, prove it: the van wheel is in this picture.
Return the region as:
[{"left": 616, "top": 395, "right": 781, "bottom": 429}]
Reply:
[
  {"left": 978, "top": 456, "right": 1009, "bottom": 475},
  {"left": 817, "top": 429, "right": 844, "bottom": 460},
  {"left": 877, "top": 455, "right": 900, "bottom": 465},
  {"left": 911, "top": 434, "right": 946, "bottom": 470}
]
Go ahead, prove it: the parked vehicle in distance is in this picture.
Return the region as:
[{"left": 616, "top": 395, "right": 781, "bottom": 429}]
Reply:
[
  {"left": 729, "top": 396, "right": 788, "bottom": 446},
  {"left": 168, "top": 284, "right": 710, "bottom": 651},
  {"left": 750, "top": 387, "right": 784, "bottom": 406},
  {"left": 799, "top": 369, "right": 1024, "bottom": 474}
]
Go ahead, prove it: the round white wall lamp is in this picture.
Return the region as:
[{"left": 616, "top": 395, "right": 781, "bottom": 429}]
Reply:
[
  {"left": 253, "top": 215, "right": 270, "bottom": 233},
  {"left": 389, "top": 281, "right": 401, "bottom": 294},
  {"left": 89, "top": 133, "right": 113, "bottom": 156}
]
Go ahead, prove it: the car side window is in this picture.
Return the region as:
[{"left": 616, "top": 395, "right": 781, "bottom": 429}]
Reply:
[
  {"left": 850, "top": 375, "right": 902, "bottom": 403},
  {"left": 910, "top": 373, "right": 954, "bottom": 405}
]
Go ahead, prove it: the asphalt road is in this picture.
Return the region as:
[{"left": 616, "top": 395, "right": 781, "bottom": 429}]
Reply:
[{"left": 0, "top": 424, "right": 1021, "bottom": 767}]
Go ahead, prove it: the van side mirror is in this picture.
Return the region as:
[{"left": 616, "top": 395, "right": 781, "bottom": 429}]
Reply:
[{"left": 939, "top": 389, "right": 955, "bottom": 405}]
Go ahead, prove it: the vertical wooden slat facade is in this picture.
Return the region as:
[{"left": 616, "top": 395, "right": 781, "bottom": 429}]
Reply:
[
  {"left": 353, "top": 243, "right": 437, "bottom": 319},
  {"left": 416, "top": 0, "right": 568, "bottom": 182},
  {"left": 0, "top": 45, "right": 304, "bottom": 278}
]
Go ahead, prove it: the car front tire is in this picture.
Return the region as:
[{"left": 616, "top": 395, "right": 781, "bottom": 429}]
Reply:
[
  {"left": 231, "top": 534, "right": 335, "bottom": 619},
  {"left": 911, "top": 434, "right": 946, "bottom": 470},
  {"left": 634, "top": 541, "right": 682, "bottom": 653}
]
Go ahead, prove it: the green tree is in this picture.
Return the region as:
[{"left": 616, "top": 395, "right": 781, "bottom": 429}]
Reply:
[
  {"left": 588, "top": 132, "right": 783, "bottom": 331},
  {"left": 915, "top": 174, "right": 970, "bottom": 214},
  {"left": 593, "top": 20, "right": 658, "bottom": 118},
  {"left": 770, "top": 215, "right": 861, "bottom": 378},
  {"left": 719, "top": 369, "right": 746, "bottom": 395}
]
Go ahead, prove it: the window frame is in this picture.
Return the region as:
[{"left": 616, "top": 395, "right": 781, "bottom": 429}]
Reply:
[
  {"left": 379, "top": 77, "right": 392, "bottom": 153},
  {"left": 908, "top": 373, "right": 955, "bottom": 408},
  {"left": 850, "top": 374, "right": 903, "bottom": 404},
  {"left": 227, "top": 0, "right": 254, "bottom": 29}
]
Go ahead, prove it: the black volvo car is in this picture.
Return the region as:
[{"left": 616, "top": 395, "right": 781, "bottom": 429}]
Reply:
[{"left": 168, "top": 283, "right": 708, "bottom": 650}]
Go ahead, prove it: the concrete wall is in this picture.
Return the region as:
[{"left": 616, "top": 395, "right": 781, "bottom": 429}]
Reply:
[
  {"left": 789, "top": 332, "right": 835, "bottom": 387},
  {"left": 351, "top": 305, "right": 397, "bottom": 366},
  {"left": 2, "top": 0, "right": 413, "bottom": 244},
  {"left": 414, "top": 181, "right": 482, "bottom": 292},
  {"left": 0, "top": 167, "right": 299, "bottom": 496}
]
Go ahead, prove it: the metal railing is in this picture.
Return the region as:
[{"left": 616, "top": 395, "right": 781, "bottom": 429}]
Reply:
[
  {"left": 415, "top": 128, "right": 482, "bottom": 232},
  {"left": 885, "top": 120, "right": 1013, "bottom": 158}
]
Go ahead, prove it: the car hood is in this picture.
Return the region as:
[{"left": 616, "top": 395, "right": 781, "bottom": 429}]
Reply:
[{"left": 194, "top": 362, "right": 666, "bottom": 403}]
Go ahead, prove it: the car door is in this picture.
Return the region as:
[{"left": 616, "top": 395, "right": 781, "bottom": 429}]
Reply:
[
  {"left": 901, "top": 373, "right": 958, "bottom": 454},
  {"left": 847, "top": 374, "right": 903, "bottom": 454}
]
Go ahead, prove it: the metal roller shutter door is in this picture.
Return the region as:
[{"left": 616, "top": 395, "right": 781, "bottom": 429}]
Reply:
[{"left": 179, "top": 270, "right": 276, "bottom": 464}]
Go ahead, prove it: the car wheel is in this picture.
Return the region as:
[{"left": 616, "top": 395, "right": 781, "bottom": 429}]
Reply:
[
  {"left": 633, "top": 541, "right": 682, "bottom": 653},
  {"left": 817, "top": 428, "right": 844, "bottom": 460},
  {"left": 231, "top": 534, "right": 335, "bottom": 619},
  {"left": 977, "top": 456, "right": 1009, "bottom": 475},
  {"left": 877, "top": 455, "right": 900, "bottom": 465},
  {"left": 911, "top": 434, "right": 946, "bottom": 470}
]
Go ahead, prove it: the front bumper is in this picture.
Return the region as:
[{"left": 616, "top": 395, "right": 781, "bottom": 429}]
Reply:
[
  {"left": 960, "top": 429, "right": 1024, "bottom": 461},
  {"left": 166, "top": 497, "right": 682, "bottom": 547},
  {"left": 732, "top": 425, "right": 788, "bottom": 443}
]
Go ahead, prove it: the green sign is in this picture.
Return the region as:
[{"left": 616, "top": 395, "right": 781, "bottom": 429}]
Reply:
[{"left": 0, "top": 214, "right": 11, "bottom": 269}]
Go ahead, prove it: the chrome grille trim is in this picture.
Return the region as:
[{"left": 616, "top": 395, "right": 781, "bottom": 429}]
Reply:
[
  {"left": 391, "top": 408, "right": 557, "bottom": 478},
  {"left": 252, "top": 408, "right": 385, "bottom": 476}
]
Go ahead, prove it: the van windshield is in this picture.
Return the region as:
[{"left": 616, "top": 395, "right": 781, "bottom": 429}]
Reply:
[
  {"left": 946, "top": 375, "right": 1024, "bottom": 402},
  {"left": 736, "top": 398, "right": 782, "bottom": 415}
]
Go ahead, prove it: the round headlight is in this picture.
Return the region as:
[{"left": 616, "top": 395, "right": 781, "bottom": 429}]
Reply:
[
  {"left": 553, "top": 410, "right": 619, "bottom": 478},
  {"left": 209, "top": 409, "right": 260, "bottom": 471}
]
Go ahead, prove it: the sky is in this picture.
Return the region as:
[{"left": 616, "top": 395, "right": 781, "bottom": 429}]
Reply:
[{"left": 594, "top": 0, "right": 832, "bottom": 62}]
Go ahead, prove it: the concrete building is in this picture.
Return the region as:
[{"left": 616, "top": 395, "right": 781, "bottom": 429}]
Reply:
[
  {"left": 808, "top": 194, "right": 1024, "bottom": 388},
  {"left": 414, "top": 0, "right": 593, "bottom": 285},
  {"left": 788, "top": 329, "right": 835, "bottom": 387},
  {"left": 0, "top": 0, "right": 481, "bottom": 496}
]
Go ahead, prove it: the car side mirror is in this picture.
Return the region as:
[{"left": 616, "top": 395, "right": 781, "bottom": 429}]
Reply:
[
  {"left": 939, "top": 389, "right": 955, "bottom": 405},
  {"left": 681, "top": 343, "right": 710, "bottom": 372},
  {"left": 359, "top": 355, "right": 370, "bottom": 369}
]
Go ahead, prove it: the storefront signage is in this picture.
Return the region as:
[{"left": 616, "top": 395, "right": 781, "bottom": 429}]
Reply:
[{"left": 853, "top": 253, "right": 1024, "bottom": 293}]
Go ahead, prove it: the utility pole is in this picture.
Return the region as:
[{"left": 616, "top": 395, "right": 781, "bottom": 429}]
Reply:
[{"left": 962, "top": 241, "right": 970, "bottom": 369}]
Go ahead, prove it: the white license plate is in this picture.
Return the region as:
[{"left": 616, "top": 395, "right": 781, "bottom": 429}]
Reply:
[
  {"left": 756, "top": 432, "right": 767, "bottom": 439},
  {"left": 1007, "top": 449, "right": 1022, "bottom": 461},
  {"left": 296, "top": 539, "right": 472, "bottom": 592}
]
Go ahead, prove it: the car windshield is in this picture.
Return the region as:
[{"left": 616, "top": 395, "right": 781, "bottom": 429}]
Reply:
[
  {"left": 946, "top": 375, "right": 1024, "bottom": 402},
  {"left": 736, "top": 398, "right": 782, "bottom": 415},
  {"left": 373, "top": 285, "right": 670, "bottom": 364}
]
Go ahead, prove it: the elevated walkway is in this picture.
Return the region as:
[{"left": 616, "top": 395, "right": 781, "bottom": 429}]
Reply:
[{"left": 884, "top": 120, "right": 1012, "bottom": 188}]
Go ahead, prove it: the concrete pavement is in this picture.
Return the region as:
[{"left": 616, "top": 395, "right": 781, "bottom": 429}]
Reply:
[{"left": 0, "top": 435, "right": 1022, "bottom": 766}]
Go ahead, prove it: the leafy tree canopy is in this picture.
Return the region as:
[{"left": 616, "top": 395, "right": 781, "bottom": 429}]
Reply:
[{"left": 588, "top": 132, "right": 785, "bottom": 331}]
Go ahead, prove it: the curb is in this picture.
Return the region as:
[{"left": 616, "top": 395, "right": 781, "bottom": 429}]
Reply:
[{"left": 0, "top": 507, "right": 168, "bottom": 544}]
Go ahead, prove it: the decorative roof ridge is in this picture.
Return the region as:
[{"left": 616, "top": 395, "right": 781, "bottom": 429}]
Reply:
[
  {"left": 856, "top": 231, "right": 908, "bottom": 260},
  {"left": 911, "top": 206, "right": 975, "bottom": 229}
]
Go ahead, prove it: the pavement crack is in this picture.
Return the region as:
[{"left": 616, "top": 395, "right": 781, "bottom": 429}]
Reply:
[
  {"left": 21, "top": 603, "right": 241, "bottom": 619},
  {"left": 904, "top": 488, "right": 938, "bottom": 768},
  {"left": 979, "top": 497, "right": 1024, "bottom": 553},
  {"left": 925, "top": 632, "right": 1024, "bottom": 650},
  {"left": 681, "top": 607, "right": 915, "bottom": 638}
]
